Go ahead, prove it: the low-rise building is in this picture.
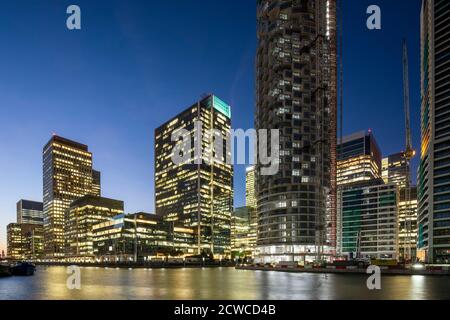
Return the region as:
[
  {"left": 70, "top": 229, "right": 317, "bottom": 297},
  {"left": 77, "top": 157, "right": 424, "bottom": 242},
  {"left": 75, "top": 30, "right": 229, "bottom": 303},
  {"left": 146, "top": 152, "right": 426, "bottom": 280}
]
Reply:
[
  {"left": 337, "top": 181, "right": 399, "bottom": 260},
  {"left": 65, "top": 195, "right": 124, "bottom": 260},
  {"left": 92, "top": 212, "right": 196, "bottom": 263}
]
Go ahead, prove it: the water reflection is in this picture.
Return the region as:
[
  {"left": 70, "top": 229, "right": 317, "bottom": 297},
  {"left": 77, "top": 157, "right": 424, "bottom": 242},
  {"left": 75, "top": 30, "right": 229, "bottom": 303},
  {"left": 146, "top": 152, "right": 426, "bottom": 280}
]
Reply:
[{"left": 0, "top": 266, "right": 449, "bottom": 300}]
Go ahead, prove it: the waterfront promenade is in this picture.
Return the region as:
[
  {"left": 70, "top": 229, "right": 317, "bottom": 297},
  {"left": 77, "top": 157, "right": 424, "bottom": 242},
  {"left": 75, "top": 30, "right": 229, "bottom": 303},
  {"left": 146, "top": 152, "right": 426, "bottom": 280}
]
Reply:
[{"left": 236, "top": 265, "right": 450, "bottom": 276}]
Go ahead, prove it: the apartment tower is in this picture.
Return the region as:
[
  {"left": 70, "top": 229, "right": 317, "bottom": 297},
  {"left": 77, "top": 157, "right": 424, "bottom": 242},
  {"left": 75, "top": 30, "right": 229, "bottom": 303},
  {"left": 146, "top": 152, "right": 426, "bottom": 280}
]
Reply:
[
  {"left": 417, "top": 0, "right": 450, "bottom": 263},
  {"left": 255, "top": 0, "right": 337, "bottom": 262}
]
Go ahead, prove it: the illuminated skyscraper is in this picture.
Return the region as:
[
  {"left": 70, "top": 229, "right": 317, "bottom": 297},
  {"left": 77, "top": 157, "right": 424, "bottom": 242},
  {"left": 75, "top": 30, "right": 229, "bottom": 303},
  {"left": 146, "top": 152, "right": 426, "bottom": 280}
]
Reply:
[
  {"left": 417, "top": 0, "right": 450, "bottom": 263},
  {"left": 16, "top": 200, "right": 43, "bottom": 225},
  {"left": 245, "top": 166, "right": 256, "bottom": 209},
  {"left": 255, "top": 0, "right": 337, "bottom": 262},
  {"left": 155, "top": 94, "right": 233, "bottom": 257},
  {"left": 338, "top": 131, "right": 382, "bottom": 187},
  {"left": 42, "top": 135, "right": 100, "bottom": 258}
]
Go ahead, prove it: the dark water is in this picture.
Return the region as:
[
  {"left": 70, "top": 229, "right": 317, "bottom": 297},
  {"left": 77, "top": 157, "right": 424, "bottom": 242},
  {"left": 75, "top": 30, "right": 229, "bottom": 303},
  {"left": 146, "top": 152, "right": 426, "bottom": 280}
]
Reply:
[{"left": 0, "top": 266, "right": 449, "bottom": 300}]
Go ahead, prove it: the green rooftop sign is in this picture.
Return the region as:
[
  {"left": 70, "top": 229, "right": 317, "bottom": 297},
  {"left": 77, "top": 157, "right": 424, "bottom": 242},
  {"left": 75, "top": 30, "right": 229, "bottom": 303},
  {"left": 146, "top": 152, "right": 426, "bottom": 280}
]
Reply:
[{"left": 213, "top": 96, "right": 231, "bottom": 118}]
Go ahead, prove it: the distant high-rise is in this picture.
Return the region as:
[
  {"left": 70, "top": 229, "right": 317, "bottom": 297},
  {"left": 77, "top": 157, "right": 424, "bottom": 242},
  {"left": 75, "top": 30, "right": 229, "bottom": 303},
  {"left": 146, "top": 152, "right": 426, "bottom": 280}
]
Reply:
[
  {"left": 245, "top": 166, "right": 256, "bottom": 209},
  {"left": 154, "top": 94, "right": 233, "bottom": 257},
  {"left": 43, "top": 135, "right": 99, "bottom": 257},
  {"left": 16, "top": 200, "right": 43, "bottom": 225},
  {"left": 382, "top": 152, "right": 417, "bottom": 261},
  {"left": 7, "top": 223, "right": 44, "bottom": 260},
  {"left": 337, "top": 131, "right": 382, "bottom": 187},
  {"left": 417, "top": 0, "right": 450, "bottom": 264},
  {"left": 382, "top": 153, "right": 409, "bottom": 188},
  {"left": 255, "top": 0, "right": 337, "bottom": 262},
  {"left": 92, "top": 170, "right": 101, "bottom": 197},
  {"left": 231, "top": 206, "right": 257, "bottom": 259}
]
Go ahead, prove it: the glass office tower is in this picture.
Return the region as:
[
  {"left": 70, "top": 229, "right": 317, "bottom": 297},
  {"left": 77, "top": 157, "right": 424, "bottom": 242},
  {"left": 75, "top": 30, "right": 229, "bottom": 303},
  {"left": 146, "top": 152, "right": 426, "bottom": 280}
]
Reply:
[
  {"left": 382, "top": 153, "right": 409, "bottom": 188},
  {"left": 337, "top": 182, "right": 399, "bottom": 260},
  {"left": 42, "top": 135, "right": 100, "bottom": 258},
  {"left": 16, "top": 200, "right": 44, "bottom": 225},
  {"left": 155, "top": 94, "right": 233, "bottom": 257},
  {"left": 338, "top": 131, "right": 382, "bottom": 187}
]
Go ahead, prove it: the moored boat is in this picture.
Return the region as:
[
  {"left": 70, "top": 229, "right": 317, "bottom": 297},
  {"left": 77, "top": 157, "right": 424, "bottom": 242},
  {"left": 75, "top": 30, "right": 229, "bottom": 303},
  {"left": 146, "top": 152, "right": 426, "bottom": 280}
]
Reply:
[
  {"left": 10, "top": 262, "right": 36, "bottom": 276},
  {"left": 0, "top": 264, "right": 12, "bottom": 277}
]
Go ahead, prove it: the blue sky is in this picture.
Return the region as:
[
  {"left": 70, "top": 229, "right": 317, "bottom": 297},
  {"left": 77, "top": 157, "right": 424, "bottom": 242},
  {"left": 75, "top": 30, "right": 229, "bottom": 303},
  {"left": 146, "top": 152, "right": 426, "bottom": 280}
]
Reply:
[{"left": 0, "top": 0, "right": 422, "bottom": 253}]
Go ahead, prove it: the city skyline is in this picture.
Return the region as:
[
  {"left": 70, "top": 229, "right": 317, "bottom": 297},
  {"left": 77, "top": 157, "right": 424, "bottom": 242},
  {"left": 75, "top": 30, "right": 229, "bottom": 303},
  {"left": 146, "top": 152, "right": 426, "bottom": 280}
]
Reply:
[{"left": 0, "top": 0, "right": 422, "bottom": 254}]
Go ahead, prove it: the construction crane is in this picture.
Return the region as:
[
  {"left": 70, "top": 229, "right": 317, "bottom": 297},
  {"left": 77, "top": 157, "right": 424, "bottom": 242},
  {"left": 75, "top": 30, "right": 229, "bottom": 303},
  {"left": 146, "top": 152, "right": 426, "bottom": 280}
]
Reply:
[
  {"left": 402, "top": 40, "right": 415, "bottom": 162},
  {"left": 402, "top": 39, "right": 416, "bottom": 262}
]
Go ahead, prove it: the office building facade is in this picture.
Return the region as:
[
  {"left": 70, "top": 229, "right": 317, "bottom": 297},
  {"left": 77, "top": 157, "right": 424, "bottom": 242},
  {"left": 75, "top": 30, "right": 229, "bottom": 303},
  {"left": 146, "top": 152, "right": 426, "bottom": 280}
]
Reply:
[
  {"left": 338, "top": 131, "right": 382, "bottom": 187},
  {"left": 382, "top": 152, "right": 418, "bottom": 261},
  {"left": 417, "top": 0, "right": 450, "bottom": 263},
  {"left": 7, "top": 223, "right": 44, "bottom": 260},
  {"left": 65, "top": 195, "right": 124, "bottom": 259},
  {"left": 255, "top": 0, "right": 337, "bottom": 262},
  {"left": 16, "top": 200, "right": 44, "bottom": 225},
  {"left": 93, "top": 212, "right": 196, "bottom": 262},
  {"left": 382, "top": 153, "right": 410, "bottom": 188},
  {"left": 398, "top": 187, "right": 418, "bottom": 260},
  {"left": 231, "top": 206, "right": 257, "bottom": 259},
  {"left": 337, "top": 182, "right": 399, "bottom": 260},
  {"left": 42, "top": 135, "right": 100, "bottom": 258},
  {"left": 155, "top": 95, "right": 233, "bottom": 257}
]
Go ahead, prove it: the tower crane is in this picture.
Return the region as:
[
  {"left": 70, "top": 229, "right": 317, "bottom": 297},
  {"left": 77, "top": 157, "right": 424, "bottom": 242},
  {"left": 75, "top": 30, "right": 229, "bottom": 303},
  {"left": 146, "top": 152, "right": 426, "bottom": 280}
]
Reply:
[
  {"left": 403, "top": 40, "right": 415, "bottom": 162},
  {"left": 402, "top": 39, "right": 416, "bottom": 262}
]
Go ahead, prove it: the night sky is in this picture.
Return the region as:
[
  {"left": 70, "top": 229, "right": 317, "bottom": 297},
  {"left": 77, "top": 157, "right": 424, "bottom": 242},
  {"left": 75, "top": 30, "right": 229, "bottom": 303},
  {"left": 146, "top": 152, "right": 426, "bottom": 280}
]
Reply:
[{"left": 0, "top": 0, "right": 422, "bottom": 252}]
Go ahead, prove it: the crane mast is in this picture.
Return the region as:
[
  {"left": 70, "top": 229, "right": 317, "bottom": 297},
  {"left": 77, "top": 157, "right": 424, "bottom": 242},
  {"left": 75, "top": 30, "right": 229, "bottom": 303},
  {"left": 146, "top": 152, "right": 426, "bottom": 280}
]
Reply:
[
  {"left": 402, "top": 40, "right": 415, "bottom": 262},
  {"left": 403, "top": 40, "right": 414, "bottom": 160}
]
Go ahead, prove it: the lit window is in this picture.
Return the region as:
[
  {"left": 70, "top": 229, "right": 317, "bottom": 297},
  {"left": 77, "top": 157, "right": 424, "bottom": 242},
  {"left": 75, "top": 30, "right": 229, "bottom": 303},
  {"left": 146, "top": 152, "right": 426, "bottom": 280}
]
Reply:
[{"left": 276, "top": 201, "right": 287, "bottom": 208}]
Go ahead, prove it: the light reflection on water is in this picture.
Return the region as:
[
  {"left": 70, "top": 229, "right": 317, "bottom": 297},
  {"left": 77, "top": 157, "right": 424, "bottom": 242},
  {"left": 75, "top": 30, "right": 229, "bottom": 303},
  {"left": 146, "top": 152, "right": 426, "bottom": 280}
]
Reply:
[{"left": 0, "top": 266, "right": 449, "bottom": 300}]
